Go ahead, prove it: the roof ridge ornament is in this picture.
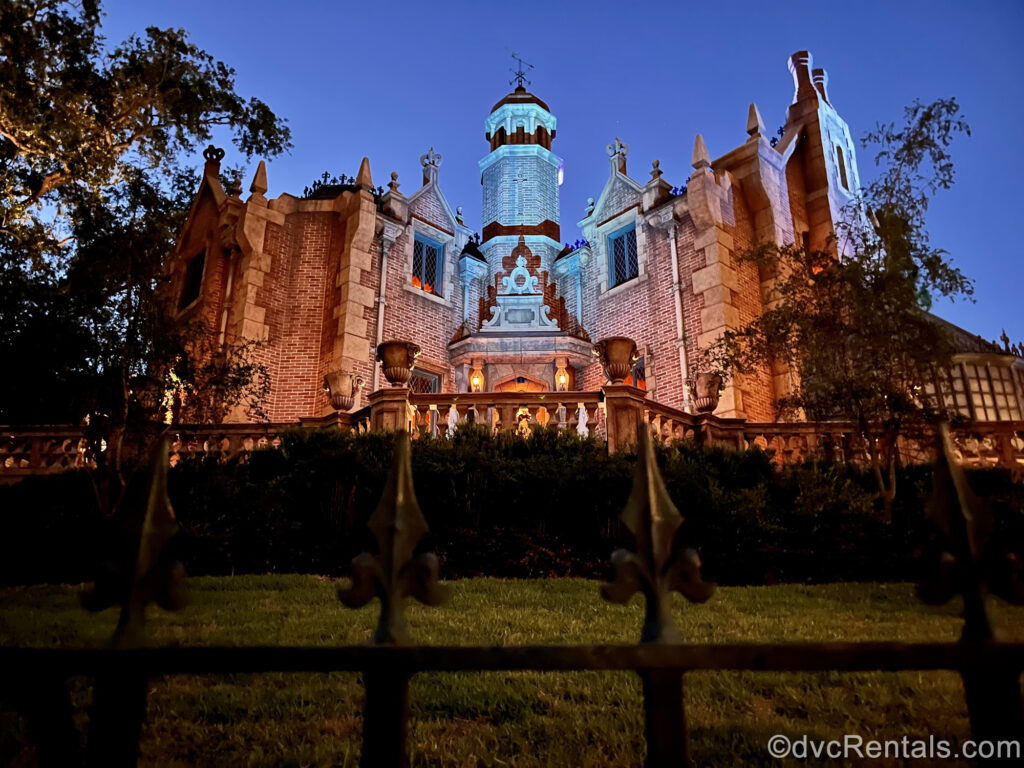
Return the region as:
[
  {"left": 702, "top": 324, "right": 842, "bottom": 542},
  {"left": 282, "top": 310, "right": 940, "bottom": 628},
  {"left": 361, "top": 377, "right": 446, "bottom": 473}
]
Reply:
[
  {"left": 420, "top": 147, "right": 442, "bottom": 168},
  {"left": 607, "top": 137, "right": 629, "bottom": 175},
  {"left": 420, "top": 147, "right": 442, "bottom": 186},
  {"left": 507, "top": 48, "right": 534, "bottom": 89}
]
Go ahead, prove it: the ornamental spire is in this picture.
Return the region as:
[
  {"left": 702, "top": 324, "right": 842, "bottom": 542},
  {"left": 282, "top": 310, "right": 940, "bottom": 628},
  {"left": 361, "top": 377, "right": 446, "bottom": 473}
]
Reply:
[{"left": 507, "top": 48, "right": 534, "bottom": 89}]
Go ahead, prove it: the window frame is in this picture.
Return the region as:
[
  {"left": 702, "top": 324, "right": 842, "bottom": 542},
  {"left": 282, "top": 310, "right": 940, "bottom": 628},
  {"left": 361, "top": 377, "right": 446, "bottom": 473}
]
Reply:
[
  {"left": 178, "top": 248, "right": 207, "bottom": 312},
  {"left": 835, "top": 145, "right": 849, "bottom": 190},
  {"left": 606, "top": 224, "right": 639, "bottom": 288},
  {"left": 409, "top": 370, "right": 441, "bottom": 394},
  {"left": 411, "top": 233, "right": 445, "bottom": 296}
]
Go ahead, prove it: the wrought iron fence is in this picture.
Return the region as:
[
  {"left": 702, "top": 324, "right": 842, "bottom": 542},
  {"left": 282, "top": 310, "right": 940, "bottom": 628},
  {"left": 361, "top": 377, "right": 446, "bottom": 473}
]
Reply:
[{"left": 1, "top": 425, "right": 1022, "bottom": 767}]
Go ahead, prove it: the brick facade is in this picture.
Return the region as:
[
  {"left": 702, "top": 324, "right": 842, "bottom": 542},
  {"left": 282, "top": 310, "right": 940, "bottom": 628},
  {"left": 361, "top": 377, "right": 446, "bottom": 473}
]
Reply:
[{"left": 171, "top": 50, "right": 894, "bottom": 424}]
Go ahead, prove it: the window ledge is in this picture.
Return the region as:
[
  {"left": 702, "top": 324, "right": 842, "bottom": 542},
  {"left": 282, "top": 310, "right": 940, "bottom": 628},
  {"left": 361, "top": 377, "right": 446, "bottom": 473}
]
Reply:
[
  {"left": 401, "top": 281, "right": 452, "bottom": 307},
  {"left": 599, "top": 271, "right": 648, "bottom": 301}
]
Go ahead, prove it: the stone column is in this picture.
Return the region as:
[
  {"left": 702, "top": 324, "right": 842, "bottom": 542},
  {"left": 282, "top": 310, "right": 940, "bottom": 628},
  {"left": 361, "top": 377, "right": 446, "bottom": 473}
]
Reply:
[
  {"left": 369, "top": 388, "right": 412, "bottom": 432},
  {"left": 603, "top": 384, "right": 648, "bottom": 453}
]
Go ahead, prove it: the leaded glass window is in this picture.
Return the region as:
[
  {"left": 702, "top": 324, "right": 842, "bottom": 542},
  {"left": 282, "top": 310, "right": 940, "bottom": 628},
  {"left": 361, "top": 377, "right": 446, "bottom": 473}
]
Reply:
[
  {"left": 608, "top": 225, "right": 639, "bottom": 287},
  {"left": 412, "top": 235, "right": 443, "bottom": 295},
  {"left": 409, "top": 370, "right": 440, "bottom": 394}
]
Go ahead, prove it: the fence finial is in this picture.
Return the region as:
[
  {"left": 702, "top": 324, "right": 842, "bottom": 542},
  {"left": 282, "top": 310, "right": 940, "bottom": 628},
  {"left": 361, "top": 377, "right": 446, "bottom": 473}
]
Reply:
[
  {"left": 602, "top": 423, "right": 714, "bottom": 643},
  {"left": 339, "top": 430, "right": 447, "bottom": 644},
  {"left": 82, "top": 435, "right": 188, "bottom": 649},
  {"left": 918, "top": 422, "right": 1024, "bottom": 747}
]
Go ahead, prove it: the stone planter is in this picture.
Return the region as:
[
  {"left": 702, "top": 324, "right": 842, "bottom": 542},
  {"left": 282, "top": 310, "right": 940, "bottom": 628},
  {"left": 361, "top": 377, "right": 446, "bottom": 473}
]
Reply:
[
  {"left": 323, "top": 370, "right": 363, "bottom": 411},
  {"left": 376, "top": 340, "right": 421, "bottom": 387},
  {"left": 689, "top": 372, "right": 723, "bottom": 413},
  {"left": 594, "top": 336, "right": 639, "bottom": 384}
]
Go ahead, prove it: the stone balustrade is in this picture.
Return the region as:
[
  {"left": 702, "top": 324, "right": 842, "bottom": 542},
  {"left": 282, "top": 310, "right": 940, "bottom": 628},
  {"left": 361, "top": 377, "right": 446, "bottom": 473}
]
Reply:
[
  {"left": 741, "top": 420, "right": 1024, "bottom": 473},
  {"left": 0, "top": 427, "right": 95, "bottom": 481},
  {"left": 3, "top": 407, "right": 1021, "bottom": 483},
  {"left": 407, "top": 391, "right": 605, "bottom": 440}
]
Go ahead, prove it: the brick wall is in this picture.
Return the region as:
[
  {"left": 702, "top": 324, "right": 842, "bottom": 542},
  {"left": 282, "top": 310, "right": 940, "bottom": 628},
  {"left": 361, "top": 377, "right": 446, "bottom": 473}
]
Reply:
[{"left": 381, "top": 190, "right": 462, "bottom": 391}]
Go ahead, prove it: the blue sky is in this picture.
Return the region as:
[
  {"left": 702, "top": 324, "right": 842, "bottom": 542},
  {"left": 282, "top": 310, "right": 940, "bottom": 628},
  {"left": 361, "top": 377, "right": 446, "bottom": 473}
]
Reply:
[{"left": 102, "top": 0, "right": 1024, "bottom": 343}]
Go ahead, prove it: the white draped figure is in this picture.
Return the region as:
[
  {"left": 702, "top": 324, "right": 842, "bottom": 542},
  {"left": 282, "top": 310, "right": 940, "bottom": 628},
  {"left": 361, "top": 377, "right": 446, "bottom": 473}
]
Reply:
[
  {"left": 447, "top": 404, "right": 459, "bottom": 438},
  {"left": 576, "top": 403, "right": 589, "bottom": 437}
]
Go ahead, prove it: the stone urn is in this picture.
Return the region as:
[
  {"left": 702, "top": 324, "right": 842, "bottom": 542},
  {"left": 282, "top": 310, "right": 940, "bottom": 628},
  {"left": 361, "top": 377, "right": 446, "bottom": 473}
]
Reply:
[
  {"left": 594, "top": 336, "right": 639, "bottom": 384},
  {"left": 689, "top": 372, "right": 723, "bottom": 413},
  {"left": 323, "top": 370, "right": 364, "bottom": 411},
  {"left": 376, "top": 340, "right": 421, "bottom": 387}
]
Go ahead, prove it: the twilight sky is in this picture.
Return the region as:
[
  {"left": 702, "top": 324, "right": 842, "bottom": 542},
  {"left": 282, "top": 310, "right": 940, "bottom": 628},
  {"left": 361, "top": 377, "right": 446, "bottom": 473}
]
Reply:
[{"left": 102, "top": 0, "right": 1024, "bottom": 343}]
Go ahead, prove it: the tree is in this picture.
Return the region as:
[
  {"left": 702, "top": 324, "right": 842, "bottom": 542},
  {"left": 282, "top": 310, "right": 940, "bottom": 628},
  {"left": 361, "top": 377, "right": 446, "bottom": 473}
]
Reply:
[
  {"left": 707, "top": 99, "right": 972, "bottom": 519},
  {"left": 0, "top": 1, "right": 289, "bottom": 495}
]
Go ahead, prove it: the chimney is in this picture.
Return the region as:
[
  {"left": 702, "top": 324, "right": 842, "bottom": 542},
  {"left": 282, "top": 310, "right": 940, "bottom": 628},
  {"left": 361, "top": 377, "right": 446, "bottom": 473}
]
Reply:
[
  {"left": 812, "top": 68, "right": 831, "bottom": 105},
  {"left": 787, "top": 50, "right": 817, "bottom": 104}
]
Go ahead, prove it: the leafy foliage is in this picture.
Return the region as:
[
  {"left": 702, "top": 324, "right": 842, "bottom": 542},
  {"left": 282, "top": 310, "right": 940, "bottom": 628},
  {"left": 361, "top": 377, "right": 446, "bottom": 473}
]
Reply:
[
  {"left": 0, "top": 1, "right": 288, "bottom": 483},
  {"left": 8, "top": 428, "right": 1022, "bottom": 587},
  {"left": 706, "top": 99, "right": 973, "bottom": 517},
  {"left": 0, "top": 0, "right": 290, "bottom": 247}
]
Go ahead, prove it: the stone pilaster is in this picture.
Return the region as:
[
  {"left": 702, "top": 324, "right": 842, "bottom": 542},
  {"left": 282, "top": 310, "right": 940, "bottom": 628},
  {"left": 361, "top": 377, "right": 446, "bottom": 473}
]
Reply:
[
  {"left": 603, "top": 384, "right": 648, "bottom": 453},
  {"left": 234, "top": 195, "right": 283, "bottom": 344},
  {"left": 686, "top": 134, "right": 745, "bottom": 418},
  {"left": 331, "top": 162, "right": 379, "bottom": 380},
  {"left": 369, "top": 387, "right": 412, "bottom": 432}
]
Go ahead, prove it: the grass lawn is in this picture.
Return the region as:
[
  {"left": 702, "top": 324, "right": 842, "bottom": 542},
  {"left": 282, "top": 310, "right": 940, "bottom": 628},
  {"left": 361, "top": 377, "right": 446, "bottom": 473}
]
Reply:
[{"left": 2, "top": 576, "right": 1023, "bottom": 766}]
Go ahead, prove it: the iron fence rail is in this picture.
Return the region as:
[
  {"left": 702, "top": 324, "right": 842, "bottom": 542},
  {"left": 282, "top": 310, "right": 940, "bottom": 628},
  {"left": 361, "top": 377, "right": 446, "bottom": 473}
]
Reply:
[
  {"left": 2, "top": 426, "right": 1021, "bottom": 767},
  {"left": 3, "top": 641, "right": 1024, "bottom": 675}
]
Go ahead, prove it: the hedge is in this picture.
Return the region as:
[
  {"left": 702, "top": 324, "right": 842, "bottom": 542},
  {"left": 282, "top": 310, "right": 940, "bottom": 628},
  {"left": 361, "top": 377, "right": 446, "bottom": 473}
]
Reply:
[{"left": 1, "top": 425, "right": 1021, "bottom": 586}]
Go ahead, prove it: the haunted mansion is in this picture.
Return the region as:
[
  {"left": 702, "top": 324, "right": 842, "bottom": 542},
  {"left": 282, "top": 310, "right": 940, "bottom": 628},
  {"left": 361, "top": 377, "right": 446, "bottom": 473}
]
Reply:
[{"left": 168, "top": 51, "right": 1024, "bottom": 427}]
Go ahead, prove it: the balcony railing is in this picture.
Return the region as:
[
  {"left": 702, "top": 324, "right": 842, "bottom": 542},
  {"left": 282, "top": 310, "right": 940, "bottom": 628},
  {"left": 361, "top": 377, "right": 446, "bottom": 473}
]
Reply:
[
  {"left": 408, "top": 390, "right": 605, "bottom": 438},
  {"left": 3, "top": 394, "right": 1022, "bottom": 482}
]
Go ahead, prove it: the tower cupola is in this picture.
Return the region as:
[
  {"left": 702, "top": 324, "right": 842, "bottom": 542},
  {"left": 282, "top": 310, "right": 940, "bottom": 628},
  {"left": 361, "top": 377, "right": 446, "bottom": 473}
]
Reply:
[{"left": 485, "top": 85, "right": 558, "bottom": 151}]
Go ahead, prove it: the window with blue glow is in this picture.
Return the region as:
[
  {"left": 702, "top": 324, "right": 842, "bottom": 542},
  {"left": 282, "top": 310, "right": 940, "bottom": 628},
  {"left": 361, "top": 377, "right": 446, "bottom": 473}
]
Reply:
[
  {"left": 412, "top": 234, "right": 444, "bottom": 295},
  {"left": 607, "top": 225, "right": 638, "bottom": 287}
]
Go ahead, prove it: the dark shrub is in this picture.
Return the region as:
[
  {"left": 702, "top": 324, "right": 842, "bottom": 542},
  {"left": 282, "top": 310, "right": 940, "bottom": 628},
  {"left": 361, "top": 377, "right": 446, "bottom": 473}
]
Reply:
[{"left": 2, "top": 428, "right": 1021, "bottom": 585}]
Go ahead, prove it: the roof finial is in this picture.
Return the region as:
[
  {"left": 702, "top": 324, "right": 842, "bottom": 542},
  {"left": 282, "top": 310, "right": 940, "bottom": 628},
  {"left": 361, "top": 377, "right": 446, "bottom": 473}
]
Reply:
[
  {"left": 249, "top": 160, "right": 268, "bottom": 199},
  {"left": 692, "top": 134, "right": 711, "bottom": 170},
  {"left": 506, "top": 48, "right": 534, "bottom": 89},
  {"left": 747, "top": 103, "right": 766, "bottom": 138},
  {"left": 356, "top": 156, "right": 373, "bottom": 189}
]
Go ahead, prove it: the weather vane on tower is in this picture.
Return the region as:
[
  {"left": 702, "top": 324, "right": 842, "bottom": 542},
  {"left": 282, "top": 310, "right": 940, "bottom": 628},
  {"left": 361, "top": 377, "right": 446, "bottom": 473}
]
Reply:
[{"left": 507, "top": 48, "right": 534, "bottom": 88}]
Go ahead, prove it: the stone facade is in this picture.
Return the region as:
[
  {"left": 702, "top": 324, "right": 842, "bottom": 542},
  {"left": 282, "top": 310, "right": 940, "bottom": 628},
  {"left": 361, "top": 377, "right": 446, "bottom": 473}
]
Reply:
[{"left": 168, "top": 50, "right": 1024, "bottom": 424}]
